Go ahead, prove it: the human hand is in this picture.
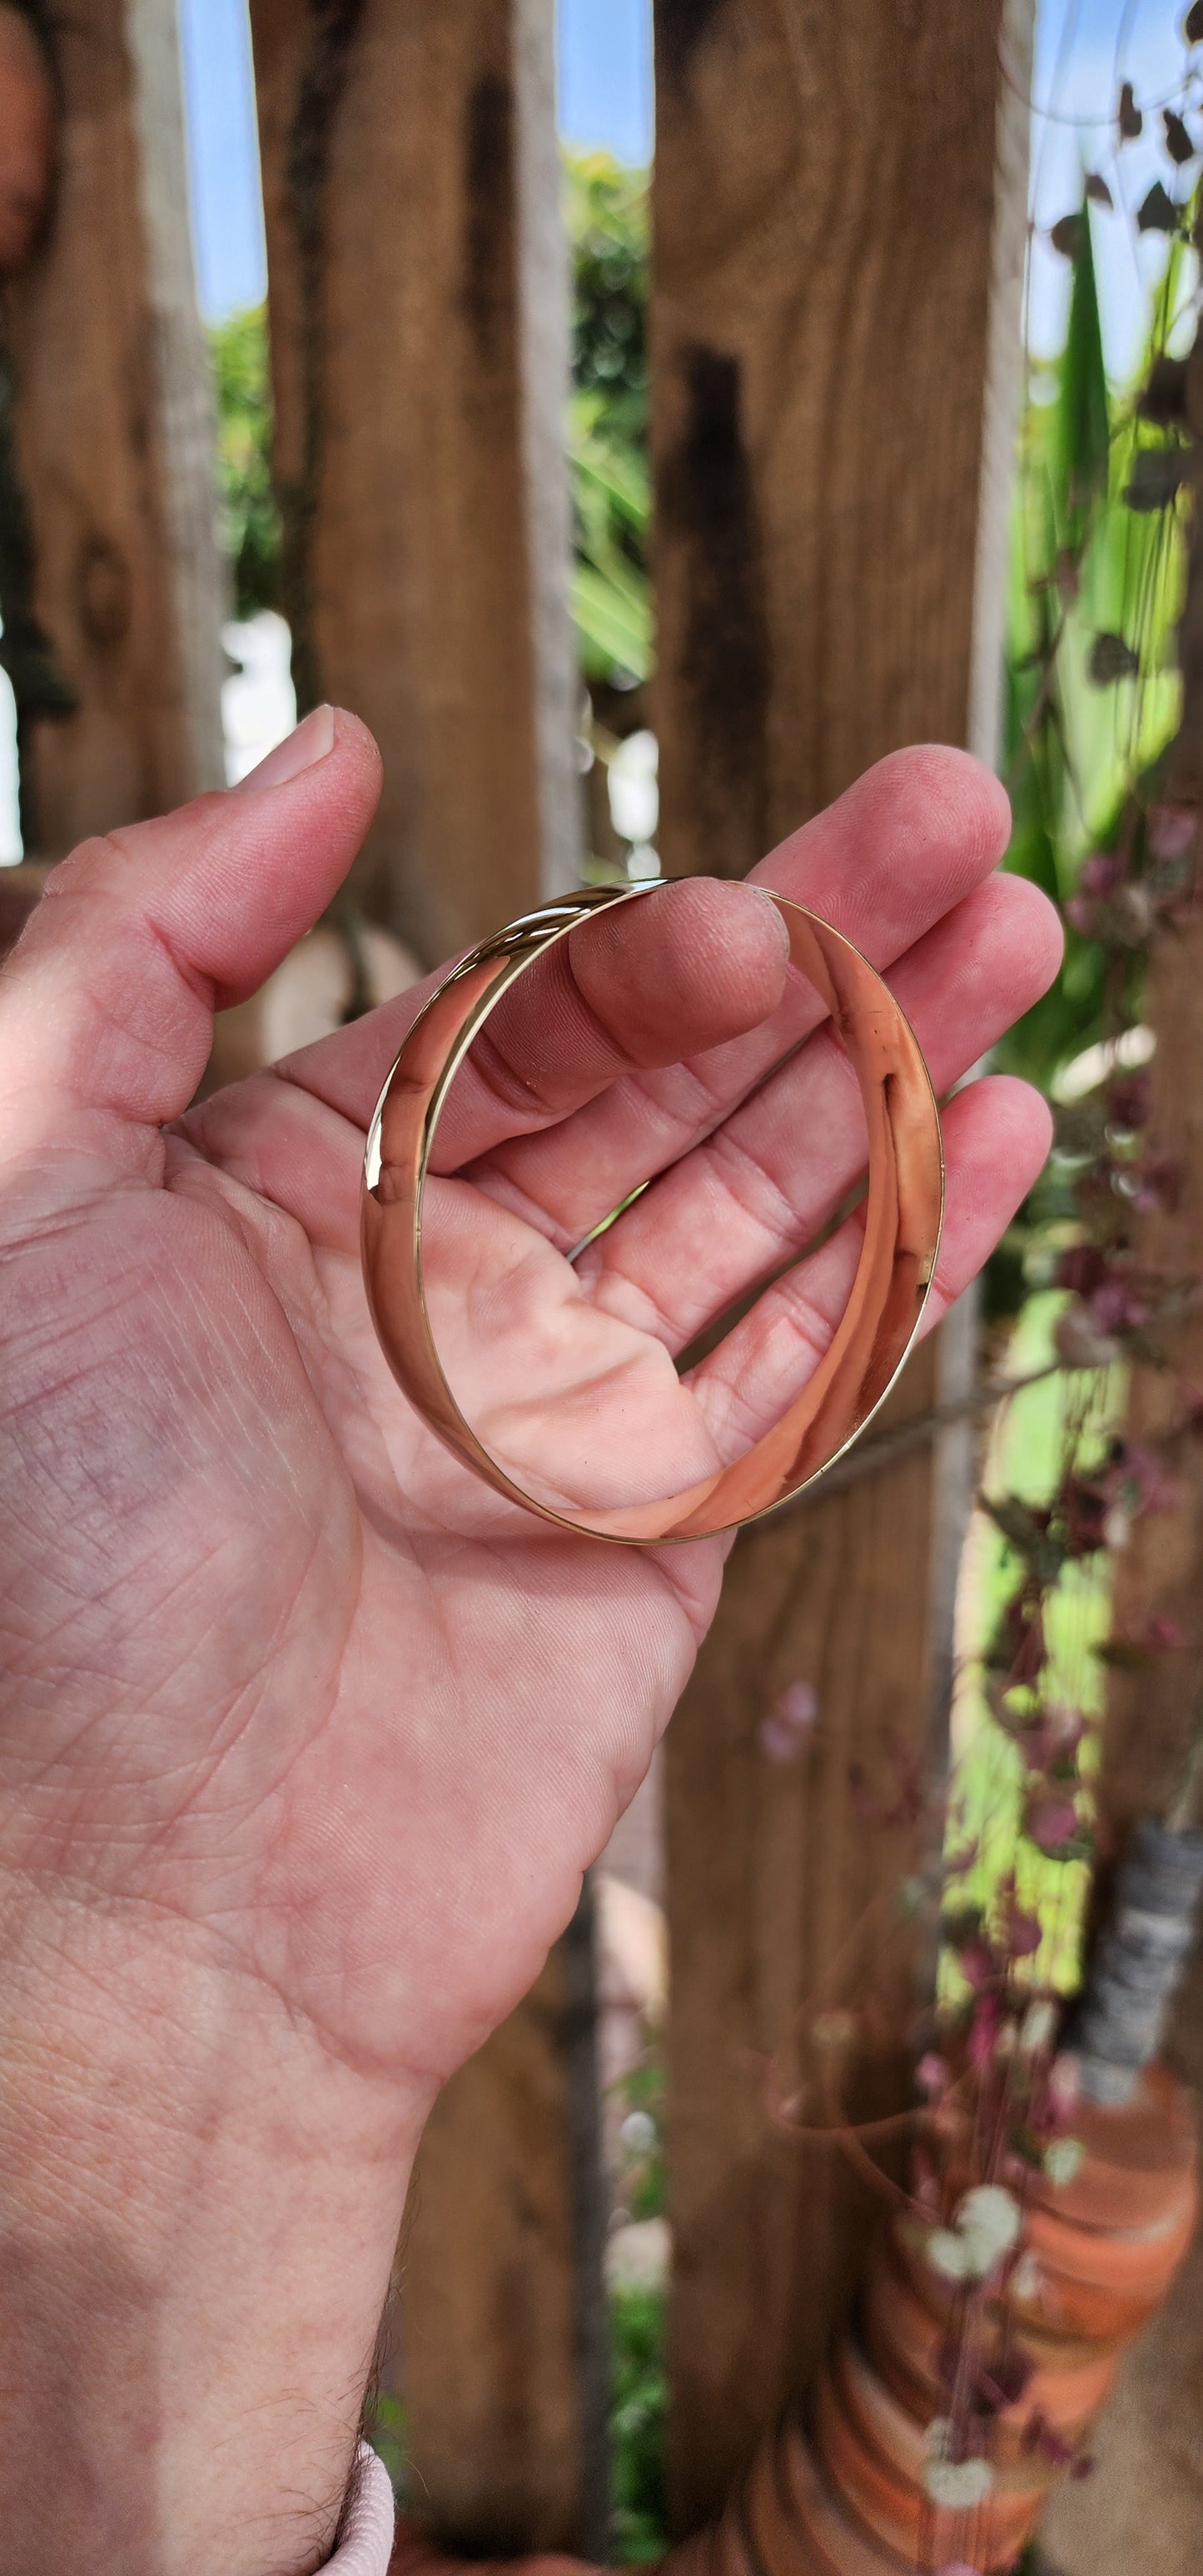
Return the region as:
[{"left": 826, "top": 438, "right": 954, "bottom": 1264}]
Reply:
[{"left": 0, "top": 709, "right": 1060, "bottom": 2572}]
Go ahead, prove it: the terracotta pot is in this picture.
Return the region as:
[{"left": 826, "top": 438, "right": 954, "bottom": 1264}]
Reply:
[
  {"left": 758, "top": 2417, "right": 911, "bottom": 2575},
  {"left": 1017, "top": 2187, "right": 1196, "bottom": 2344},
  {"left": 390, "top": 2067, "right": 1198, "bottom": 2576},
  {"left": 861, "top": 2244, "right": 1117, "bottom": 2456},
  {"left": 893, "top": 2107, "right": 1197, "bottom": 2353},
  {"left": 712, "top": 2497, "right": 757, "bottom": 2576},
  {"left": 816, "top": 2340, "right": 1044, "bottom": 2569},
  {"left": 1032, "top": 2061, "right": 1196, "bottom": 2236}
]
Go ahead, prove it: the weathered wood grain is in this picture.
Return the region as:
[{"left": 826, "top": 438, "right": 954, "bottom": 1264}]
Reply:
[
  {"left": 247, "top": 5, "right": 598, "bottom": 2546},
  {"left": 397, "top": 1947, "right": 584, "bottom": 2558},
  {"left": 654, "top": 0, "right": 1034, "bottom": 2527},
  {"left": 249, "top": 0, "right": 579, "bottom": 967},
  {"left": 4, "top": 0, "right": 222, "bottom": 855}
]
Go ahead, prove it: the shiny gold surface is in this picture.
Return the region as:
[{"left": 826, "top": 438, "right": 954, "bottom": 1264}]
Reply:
[{"left": 361, "top": 884, "right": 944, "bottom": 1544}]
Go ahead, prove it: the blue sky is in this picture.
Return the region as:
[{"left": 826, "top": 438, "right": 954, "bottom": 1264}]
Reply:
[
  {"left": 178, "top": 0, "right": 652, "bottom": 323},
  {"left": 179, "top": 0, "right": 1187, "bottom": 385},
  {"left": 1028, "top": 0, "right": 1199, "bottom": 375}
]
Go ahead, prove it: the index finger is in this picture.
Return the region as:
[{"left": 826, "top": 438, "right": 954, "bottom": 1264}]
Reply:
[
  {"left": 276, "top": 874, "right": 791, "bottom": 1169},
  {"left": 275, "top": 746, "right": 1010, "bottom": 1181}
]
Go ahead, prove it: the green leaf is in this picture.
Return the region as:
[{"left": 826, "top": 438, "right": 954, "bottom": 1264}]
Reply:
[
  {"left": 571, "top": 560, "right": 652, "bottom": 682},
  {"left": 1049, "top": 206, "right": 1109, "bottom": 553}
]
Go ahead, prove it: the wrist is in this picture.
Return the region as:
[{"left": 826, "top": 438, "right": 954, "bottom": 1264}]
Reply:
[{"left": 0, "top": 1884, "right": 425, "bottom": 2576}]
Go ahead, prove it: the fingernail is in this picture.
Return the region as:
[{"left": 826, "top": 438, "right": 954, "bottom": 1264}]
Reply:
[{"left": 232, "top": 704, "right": 336, "bottom": 793}]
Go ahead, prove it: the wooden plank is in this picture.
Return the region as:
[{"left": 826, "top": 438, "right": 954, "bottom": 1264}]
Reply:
[
  {"left": 398, "top": 1919, "right": 602, "bottom": 2559},
  {"left": 248, "top": 0, "right": 579, "bottom": 968},
  {"left": 248, "top": 4, "right": 597, "bottom": 2547},
  {"left": 654, "top": 0, "right": 1035, "bottom": 2529},
  {"left": 5, "top": 0, "right": 223, "bottom": 855}
]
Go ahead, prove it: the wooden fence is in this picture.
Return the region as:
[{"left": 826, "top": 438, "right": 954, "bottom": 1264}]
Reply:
[{"left": 3, "top": 4, "right": 1198, "bottom": 2571}]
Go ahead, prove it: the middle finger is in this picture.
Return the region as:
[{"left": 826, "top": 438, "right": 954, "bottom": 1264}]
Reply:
[{"left": 572, "top": 871, "right": 1059, "bottom": 1353}]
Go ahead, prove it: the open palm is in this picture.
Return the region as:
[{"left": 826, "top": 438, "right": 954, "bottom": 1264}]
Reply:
[
  {"left": 0, "top": 714, "right": 1060, "bottom": 2570},
  {"left": 0, "top": 715, "right": 1060, "bottom": 2094}
]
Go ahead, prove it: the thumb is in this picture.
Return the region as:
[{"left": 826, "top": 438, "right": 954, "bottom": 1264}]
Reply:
[{"left": 0, "top": 708, "right": 381, "bottom": 1191}]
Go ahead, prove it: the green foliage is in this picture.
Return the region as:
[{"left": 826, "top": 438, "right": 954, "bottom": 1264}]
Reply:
[
  {"left": 942, "top": 1295, "right": 1119, "bottom": 1999},
  {"left": 564, "top": 152, "right": 652, "bottom": 686},
  {"left": 1000, "top": 203, "right": 1186, "bottom": 1092},
  {"left": 615, "top": 2055, "right": 667, "bottom": 2221},
  {"left": 609, "top": 2283, "right": 669, "bottom": 2563},
  {"left": 202, "top": 175, "right": 653, "bottom": 680},
  {"left": 565, "top": 152, "right": 649, "bottom": 445},
  {"left": 207, "top": 306, "right": 281, "bottom": 621}
]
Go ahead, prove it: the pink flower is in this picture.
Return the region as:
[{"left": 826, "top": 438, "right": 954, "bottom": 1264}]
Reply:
[
  {"left": 758, "top": 1679, "right": 819, "bottom": 1763},
  {"left": 1147, "top": 803, "right": 1196, "bottom": 862},
  {"left": 1026, "top": 1794, "right": 1080, "bottom": 1856},
  {"left": 1089, "top": 1276, "right": 1151, "bottom": 1333},
  {"left": 958, "top": 1939, "right": 998, "bottom": 1996},
  {"left": 968, "top": 1992, "right": 1003, "bottom": 2071},
  {"left": 1078, "top": 848, "right": 1128, "bottom": 898},
  {"left": 1143, "top": 1611, "right": 1186, "bottom": 1651},
  {"left": 917, "top": 2051, "right": 952, "bottom": 2101},
  {"left": 1000, "top": 1897, "right": 1043, "bottom": 1960}
]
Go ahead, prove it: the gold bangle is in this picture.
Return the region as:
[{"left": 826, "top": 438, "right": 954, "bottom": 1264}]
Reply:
[{"left": 361, "top": 885, "right": 944, "bottom": 1545}]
